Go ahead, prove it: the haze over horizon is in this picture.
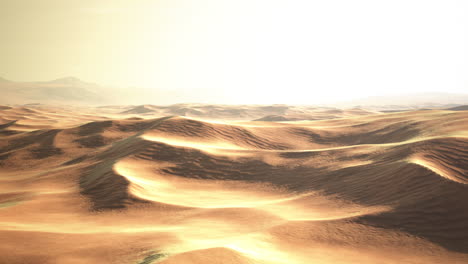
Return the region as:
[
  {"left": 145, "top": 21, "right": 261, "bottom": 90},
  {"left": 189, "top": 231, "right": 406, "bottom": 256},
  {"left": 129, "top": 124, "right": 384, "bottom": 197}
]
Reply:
[
  {"left": 2, "top": 74, "right": 468, "bottom": 107},
  {"left": 1, "top": 0, "right": 467, "bottom": 104},
  {"left": 2, "top": 2, "right": 468, "bottom": 263}
]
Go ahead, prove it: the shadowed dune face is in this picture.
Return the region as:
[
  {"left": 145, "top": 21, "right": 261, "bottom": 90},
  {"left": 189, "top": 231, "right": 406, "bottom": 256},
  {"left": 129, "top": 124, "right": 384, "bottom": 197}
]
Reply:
[{"left": 1, "top": 106, "right": 468, "bottom": 263}]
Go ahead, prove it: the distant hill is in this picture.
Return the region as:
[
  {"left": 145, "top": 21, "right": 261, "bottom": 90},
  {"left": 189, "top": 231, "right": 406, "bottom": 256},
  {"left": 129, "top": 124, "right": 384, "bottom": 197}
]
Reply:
[
  {"left": 3, "top": 76, "right": 468, "bottom": 109},
  {"left": 339, "top": 93, "right": 468, "bottom": 110},
  {"left": 120, "top": 105, "right": 155, "bottom": 114},
  {"left": 447, "top": 105, "right": 468, "bottom": 111},
  {"left": 0, "top": 77, "right": 105, "bottom": 105},
  {"left": 0, "top": 76, "right": 11, "bottom": 83},
  {"left": 48, "top": 76, "right": 96, "bottom": 86}
]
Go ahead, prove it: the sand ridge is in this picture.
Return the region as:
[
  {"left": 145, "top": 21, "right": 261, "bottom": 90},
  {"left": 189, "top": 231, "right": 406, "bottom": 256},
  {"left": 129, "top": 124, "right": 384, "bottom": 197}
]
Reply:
[{"left": 1, "top": 106, "right": 468, "bottom": 263}]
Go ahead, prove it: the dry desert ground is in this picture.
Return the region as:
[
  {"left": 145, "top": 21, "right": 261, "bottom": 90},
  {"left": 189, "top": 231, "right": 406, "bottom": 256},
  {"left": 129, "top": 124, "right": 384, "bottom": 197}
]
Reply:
[{"left": 0, "top": 104, "right": 467, "bottom": 264}]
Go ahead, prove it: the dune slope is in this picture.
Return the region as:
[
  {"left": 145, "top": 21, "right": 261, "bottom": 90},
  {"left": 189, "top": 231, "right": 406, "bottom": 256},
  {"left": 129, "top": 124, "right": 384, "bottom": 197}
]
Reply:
[{"left": 1, "top": 108, "right": 468, "bottom": 263}]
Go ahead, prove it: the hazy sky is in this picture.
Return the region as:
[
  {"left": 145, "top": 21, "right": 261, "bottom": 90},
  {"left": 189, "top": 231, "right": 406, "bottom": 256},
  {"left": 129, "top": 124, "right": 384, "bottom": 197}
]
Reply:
[{"left": 1, "top": 0, "right": 467, "bottom": 104}]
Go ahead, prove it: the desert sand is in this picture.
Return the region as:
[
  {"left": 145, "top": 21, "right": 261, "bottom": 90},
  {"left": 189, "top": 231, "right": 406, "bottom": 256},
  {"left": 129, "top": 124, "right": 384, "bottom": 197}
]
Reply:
[{"left": 1, "top": 105, "right": 468, "bottom": 264}]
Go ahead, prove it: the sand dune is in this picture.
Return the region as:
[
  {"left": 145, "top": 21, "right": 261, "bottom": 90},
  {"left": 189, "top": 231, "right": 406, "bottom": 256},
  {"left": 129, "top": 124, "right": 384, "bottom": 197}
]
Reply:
[
  {"left": 1, "top": 106, "right": 468, "bottom": 263},
  {"left": 119, "top": 104, "right": 380, "bottom": 121}
]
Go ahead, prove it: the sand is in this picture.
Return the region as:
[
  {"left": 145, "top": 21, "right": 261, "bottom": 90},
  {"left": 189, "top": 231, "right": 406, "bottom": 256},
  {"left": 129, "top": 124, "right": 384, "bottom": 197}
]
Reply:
[{"left": 0, "top": 105, "right": 468, "bottom": 263}]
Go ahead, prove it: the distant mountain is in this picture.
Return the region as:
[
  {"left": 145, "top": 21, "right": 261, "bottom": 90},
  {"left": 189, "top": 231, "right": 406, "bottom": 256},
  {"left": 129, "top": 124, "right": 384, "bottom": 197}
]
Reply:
[
  {"left": 447, "top": 105, "right": 468, "bottom": 111},
  {"left": 0, "top": 76, "right": 171, "bottom": 106},
  {"left": 0, "top": 77, "right": 105, "bottom": 105},
  {"left": 47, "top": 76, "right": 98, "bottom": 87},
  {"left": 0, "top": 77, "right": 11, "bottom": 83},
  {"left": 3, "top": 76, "right": 468, "bottom": 109}
]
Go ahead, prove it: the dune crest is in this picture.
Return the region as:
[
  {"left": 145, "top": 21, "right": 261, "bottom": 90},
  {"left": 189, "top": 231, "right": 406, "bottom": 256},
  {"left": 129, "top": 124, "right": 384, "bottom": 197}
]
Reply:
[{"left": 1, "top": 106, "right": 468, "bottom": 263}]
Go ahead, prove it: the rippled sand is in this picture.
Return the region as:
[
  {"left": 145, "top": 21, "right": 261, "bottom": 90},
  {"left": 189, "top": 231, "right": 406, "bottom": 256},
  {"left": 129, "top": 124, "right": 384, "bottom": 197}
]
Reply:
[{"left": 1, "top": 105, "right": 468, "bottom": 263}]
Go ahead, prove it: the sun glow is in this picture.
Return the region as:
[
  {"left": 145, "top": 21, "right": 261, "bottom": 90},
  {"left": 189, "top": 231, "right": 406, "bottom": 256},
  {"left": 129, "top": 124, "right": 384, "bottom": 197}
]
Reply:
[{"left": 1, "top": 0, "right": 466, "bottom": 104}]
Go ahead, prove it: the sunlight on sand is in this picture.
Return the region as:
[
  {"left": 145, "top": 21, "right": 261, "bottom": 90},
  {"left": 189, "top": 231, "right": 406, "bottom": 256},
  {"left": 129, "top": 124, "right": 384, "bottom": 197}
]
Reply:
[
  {"left": 142, "top": 134, "right": 247, "bottom": 150},
  {"left": 114, "top": 160, "right": 312, "bottom": 209},
  {"left": 115, "top": 159, "right": 389, "bottom": 221},
  {"left": 408, "top": 156, "right": 468, "bottom": 184},
  {"left": 1, "top": 108, "right": 468, "bottom": 263}
]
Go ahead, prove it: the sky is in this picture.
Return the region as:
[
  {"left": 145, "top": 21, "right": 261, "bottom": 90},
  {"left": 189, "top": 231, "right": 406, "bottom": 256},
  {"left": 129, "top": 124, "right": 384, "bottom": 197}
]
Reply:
[{"left": 1, "top": 0, "right": 467, "bottom": 104}]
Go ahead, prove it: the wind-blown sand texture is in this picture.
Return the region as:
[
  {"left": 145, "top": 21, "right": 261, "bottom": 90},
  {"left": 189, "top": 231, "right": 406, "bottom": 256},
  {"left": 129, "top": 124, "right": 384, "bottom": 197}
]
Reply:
[{"left": 1, "top": 105, "right": 468, "bottom": 264}]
